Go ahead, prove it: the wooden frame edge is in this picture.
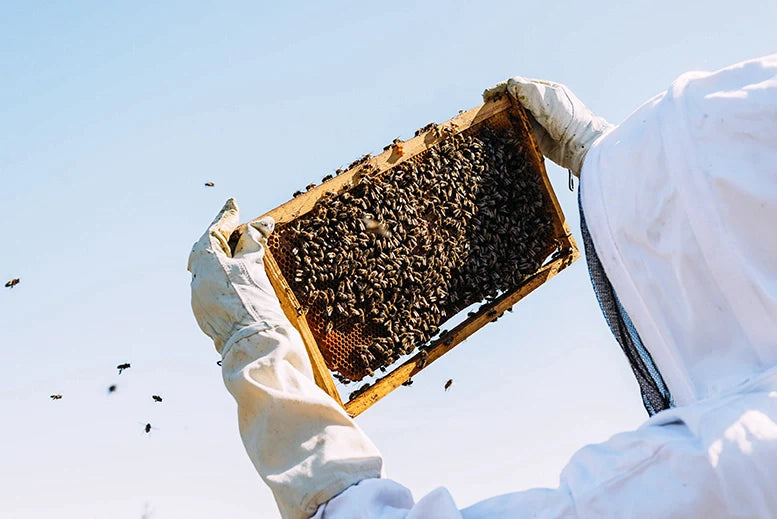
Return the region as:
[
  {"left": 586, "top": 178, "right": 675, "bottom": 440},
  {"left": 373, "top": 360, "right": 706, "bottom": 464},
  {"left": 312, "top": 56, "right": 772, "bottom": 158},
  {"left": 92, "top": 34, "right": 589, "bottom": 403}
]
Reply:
[{"left": 263, "top": 249, "right": 343, "bottom": 406}]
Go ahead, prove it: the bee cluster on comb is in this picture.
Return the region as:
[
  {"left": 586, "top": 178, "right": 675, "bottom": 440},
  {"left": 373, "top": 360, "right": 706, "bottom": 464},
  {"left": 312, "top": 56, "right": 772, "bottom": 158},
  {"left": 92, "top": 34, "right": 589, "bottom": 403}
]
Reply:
[{"left": 267, "top": 118, "right": 556, "bottom": 384}]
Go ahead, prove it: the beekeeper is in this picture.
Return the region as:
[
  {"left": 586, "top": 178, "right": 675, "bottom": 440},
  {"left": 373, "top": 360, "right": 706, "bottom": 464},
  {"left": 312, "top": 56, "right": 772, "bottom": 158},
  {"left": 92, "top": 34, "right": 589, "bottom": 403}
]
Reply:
[{"left": 188, "top": 54, "right": 777, "bottom": 518}]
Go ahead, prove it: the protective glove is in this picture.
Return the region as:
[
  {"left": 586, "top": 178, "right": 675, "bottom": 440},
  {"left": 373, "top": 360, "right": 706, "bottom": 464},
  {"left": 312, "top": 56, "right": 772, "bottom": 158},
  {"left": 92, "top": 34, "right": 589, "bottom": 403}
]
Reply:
[
  {"left": 188, "top": 199, "right": 383, "bottom": 519},
  {"left": 483, "top": 77, "right": 613, "bottom": 177},
  {"left": 187, "top": 198, "right": 286, "bottom": 353}
]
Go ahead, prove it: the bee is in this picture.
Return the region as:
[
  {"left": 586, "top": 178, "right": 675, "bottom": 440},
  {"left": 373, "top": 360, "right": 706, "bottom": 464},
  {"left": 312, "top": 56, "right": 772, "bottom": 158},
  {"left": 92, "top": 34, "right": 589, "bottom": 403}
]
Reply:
[
  {"left": 204, "top": 182, "right": 215, "bottom": 187},
  {"left": 116, "top": 363, "right": 131, "bottom": 374},
  {"left": 293, "top": 190, "right": 304, "bottom": 197},
  {"left": 50, "top": 394, "right": 62, "bottom": 400},
  {"left": 444, "top": 379, "right": 454, "bottom": 391},
  {"left": 217, "top": 360, "right": 222, "bottom": 366},
  {"left": 5, "top": 278, "right": 20, "bottom": 288},
  {"left": 152, "top": 395, "right": 163, "bottom": 403},
  {"left": 142, "top": 423, "right": 155, "bottom": 434},
  {"left": 108, "top": 385, "right": 117, "bottom": 393},
  {"left": 416, "top": 350, "right": 429, "bottom": 369},
  {"left": 415, "top": 122, "right": 437, "bottom": 137},
  {"left": 402, "top": 379, "right": 414, "bottom": 387},
  {"left": 322, "top": 174, "right": 334, "bottom": 182},
  {"left": 392, "top": 138, "right": 405, "bottom": 157},
  {"left": 361, "top": 216, "right": 388, "bottom": 236},
  {"left": 305, "top": 183, "right": 317, "bottom": 191}
]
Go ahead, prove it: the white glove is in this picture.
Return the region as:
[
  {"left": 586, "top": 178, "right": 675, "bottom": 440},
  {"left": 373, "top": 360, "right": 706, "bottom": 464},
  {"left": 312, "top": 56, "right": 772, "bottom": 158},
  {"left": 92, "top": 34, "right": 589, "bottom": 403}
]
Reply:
[
  {"left": 483, "top": 77, "right": 613, "bottom": 176},
  {"left": 188, "top": 198, "right": 286, "bottom": 353},
  {"left": 188, "top": 199, "right": 383, "bottom": 519}
]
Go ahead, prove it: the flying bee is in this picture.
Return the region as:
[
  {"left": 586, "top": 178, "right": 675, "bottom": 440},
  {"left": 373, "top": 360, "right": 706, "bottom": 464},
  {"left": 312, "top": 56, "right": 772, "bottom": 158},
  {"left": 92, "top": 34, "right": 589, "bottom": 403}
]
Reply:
[
  {"left": 204, "top": 182, "right": 215, "bottom": 187},
  {"left": 116, "top": 363, "right": 131, "bottom": 374},
  {"left": 5, "top": 278, "right": 20, "bottom": 288},
  {"left": 50, "top": 394, "right": 62, "bottom": 400},
  {"left": 140, "top": 422, "right": 159, "bottom": 434},
  {"left": 444, "top": 379, "right": 454, "bottom": 391},
  {"left": 152, "top": 395, "right": 163, "bottom": 403},
  {"left": 361, "top": 216, "right": 388, "bottom": 236},
  {"left": 217, "top": 360, "right": 222, "bottom": 366},
  {"left": 108, "top": 384, "right": 117, "bottom": 393}
]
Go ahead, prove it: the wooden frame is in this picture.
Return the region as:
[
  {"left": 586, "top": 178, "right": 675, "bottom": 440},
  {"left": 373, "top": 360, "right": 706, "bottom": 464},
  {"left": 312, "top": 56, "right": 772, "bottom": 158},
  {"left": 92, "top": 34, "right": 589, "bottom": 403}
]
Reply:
[{"left": 249, "top": 97, "right": 579, "bottom": 417}]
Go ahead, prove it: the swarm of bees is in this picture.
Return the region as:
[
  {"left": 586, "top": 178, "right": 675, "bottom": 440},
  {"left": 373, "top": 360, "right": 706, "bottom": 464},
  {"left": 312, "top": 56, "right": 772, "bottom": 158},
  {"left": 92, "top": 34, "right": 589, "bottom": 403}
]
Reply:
[{"left": 269, "top": 122, "right": 554, "bottom": 382}]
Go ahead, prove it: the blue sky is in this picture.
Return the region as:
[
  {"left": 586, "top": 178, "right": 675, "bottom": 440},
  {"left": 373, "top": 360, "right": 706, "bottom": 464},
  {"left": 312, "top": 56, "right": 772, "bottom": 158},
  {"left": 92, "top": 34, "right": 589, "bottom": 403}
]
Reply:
[{"left": 1, "top": 2, "right": 775, "bottom": 517}]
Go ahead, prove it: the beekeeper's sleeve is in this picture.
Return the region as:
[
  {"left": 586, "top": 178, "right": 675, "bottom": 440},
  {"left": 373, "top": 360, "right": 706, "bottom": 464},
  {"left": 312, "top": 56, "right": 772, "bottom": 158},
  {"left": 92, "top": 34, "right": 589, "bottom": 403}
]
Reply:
[{"left": 188, "top": 201, "right": 383, "bottom": 519}]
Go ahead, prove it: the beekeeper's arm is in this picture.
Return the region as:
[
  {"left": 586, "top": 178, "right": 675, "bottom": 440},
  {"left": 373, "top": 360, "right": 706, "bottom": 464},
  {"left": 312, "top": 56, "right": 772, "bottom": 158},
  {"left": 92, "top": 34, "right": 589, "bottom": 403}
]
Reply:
[{"left": 187, "top": 202, "right": 383, "bottom": 519}]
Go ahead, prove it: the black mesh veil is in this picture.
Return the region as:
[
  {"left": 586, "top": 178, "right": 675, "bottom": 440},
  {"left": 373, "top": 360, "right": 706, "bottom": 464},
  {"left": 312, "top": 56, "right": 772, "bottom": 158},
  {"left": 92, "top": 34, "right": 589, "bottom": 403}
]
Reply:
[{"left": 578, "top": 191, "right": 673, "bottom": 415}]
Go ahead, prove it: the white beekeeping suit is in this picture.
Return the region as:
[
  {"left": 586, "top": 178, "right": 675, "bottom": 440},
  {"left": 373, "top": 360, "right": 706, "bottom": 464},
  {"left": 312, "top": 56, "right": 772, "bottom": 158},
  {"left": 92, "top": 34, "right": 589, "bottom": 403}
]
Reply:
[{"left": 188, "top": 54, "right": 777, "bottom": 519}]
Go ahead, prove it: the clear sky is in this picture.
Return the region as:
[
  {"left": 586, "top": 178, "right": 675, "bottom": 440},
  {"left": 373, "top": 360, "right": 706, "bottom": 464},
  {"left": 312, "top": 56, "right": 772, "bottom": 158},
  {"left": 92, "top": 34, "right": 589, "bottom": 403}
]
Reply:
[{"left": 1, "top": 2, "right": 774, "bottom": 518}]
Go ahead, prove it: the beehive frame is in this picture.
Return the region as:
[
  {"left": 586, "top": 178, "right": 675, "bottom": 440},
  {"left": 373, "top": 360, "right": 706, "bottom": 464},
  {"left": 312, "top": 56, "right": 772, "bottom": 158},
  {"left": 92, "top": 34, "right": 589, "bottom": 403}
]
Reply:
[{"left": 248, "top": 97, "right": 579, "bottom": 416}]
